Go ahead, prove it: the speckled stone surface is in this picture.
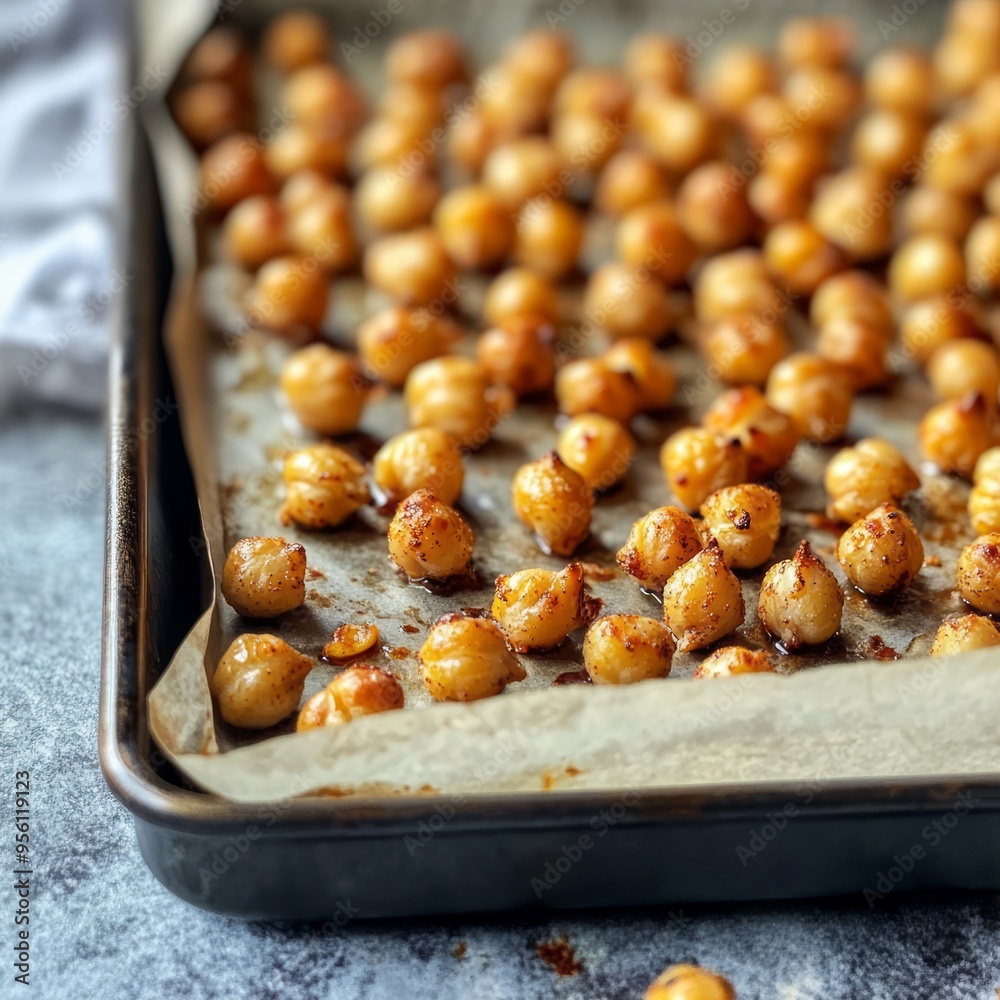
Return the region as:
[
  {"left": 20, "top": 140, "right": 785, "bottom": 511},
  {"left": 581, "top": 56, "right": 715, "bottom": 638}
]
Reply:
[{"left": 5, "top": 408, "right": 1000, "bottom": 1000}]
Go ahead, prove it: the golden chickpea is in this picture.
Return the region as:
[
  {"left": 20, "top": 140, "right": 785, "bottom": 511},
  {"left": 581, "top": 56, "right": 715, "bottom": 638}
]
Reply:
[
  {"left": 479, "top": 64, "right": 552, "bottom": 134},
  {"left": 221, "top": 195, "right": 290, "bottom": 270},
  {"left": 244, "top": 255, "right": 330, "bottom": 335},
  {"left": 675, "top": 161, "right": 755, "bottom": 253},
  {"left": 702, "top": 385, "right": 801, "bottom": 479},
  {"left": 556, "top": 414, "right": 636, "bottom": 491},
  {"left": 279, "top": 169, "right": 330, "bottom": 215},
  {"left": 172, "top": 81, "right": 252, "bottom": 150},
  {"left": 957, "top": 532, "right": 1000, "bottom": 613},
  {"left": 583, "top": 615, "right": 674, "bottom": 685},
  {"left": 513, "top": 199, "right": 584, "bottom": 279},
  {"left": 759, "top": 539, "right": 844, "bottom": 647},
  {"left": 694, "top": 250, "right": 779, "bottom": 322},
  {"left": 356, "top": 306, "right": 459, "bottom": 388},
  {"left": 555, "top": 358, "right": 642, "bottom": 423},
  {"left": 434, "top": 185, "right": 515, "bottom": 271},
  {"left": 694, "top": 646, "right": 775, "bottom": 679},
  {"left": 554, "top": 67, "right": 631, "bottom": 122},
  {"left": 919, "top": 393, "right": 996, "bottom": 476},
  {"left": 377, "top": 82, "right": 445, "bottom": 131},
  {"left": 762, "top": 220, "right": 845, "bottom": 296},
  {"left": 975, "top": 447, "right": 1000, "bottom": 482},
  {"left": 970, "top": 452, "right": 1000, "bottom": 534},
  {"left": 481, "top": 138, "right": 562, "bottom": 210},
  {"left": 595, "top": 151, "right": 671, "bottom": 217},
  {"left": 903, "top": 185, "right": 978, "bottom": 242},
  {"left": 492, "top": 562, "right": 601, "bottom": 652},
  {"left": 373, "top": 428, "right": 464, "bottom": 509},
  {"left": 448, "top": 110, "right": 501, "bottom": 175},
  {"left": 824, "top": 438, "right": 919, "bottom": 524},
  {"left": 764, "top": 132, "right": 830, "bottom": 188},
  {"left": 263, "top": 11, "right": 328, "bottom": 75},
  {"left": 483, "top": 267, "right": 560, "bottom": 327},
  {"left": 387, "top": 488, "right": 474, "bottom": 582},
  {"left": 264, "top": 124, "right": 350, "bottom": 181},
  {"left": 782, "top": 67, "right": 861, "bottom": 133},
  {"left": 836, "top": 503, "right": 924, "bottom": 596},
  {"left": 700, "top": 484, "right": 781, "bottom": 569},
  {"left": 615, "top": 200, "right": 698, "bottom": 286},
  {"left": 810, "top": 270, "right": 893, "bottom": 334},
  {"left": 385, "top": 30, "right": 466, "bottom": 89},
  {"left": 746, "top": 172, "right": 813, "bottom": 228},
  {"left": 280, "top": 344, "right": 367, "bottom": 435},
  {"left": 296, "top": 666, "right": 404, "bottom": 731},
  {"left": 700, "top": 45, "right": 776, "bottom": 119},
  {"left": 222, "top": 536, "right": 306, "bottom": 619},
  {"left": 321, "top": 622, "right": 380, "bottom": 663},
  {"left": 850, "top": 109, "right": 926, "bottom": 179},
  {"left": 511, "top": 452, "right": 593, "bottom": 556},
  {"left": 934, "top": 30, "right": 1000, "bottom": 99},
  {"left": 355, "top": 167, "right": 441, "bottom": 233},
  {"left": 419, "top": 613, "right": 525, "bottom": 702},
  {"left": 662, "top": 540, "right": 745, "bottom": 652},
  {"left": 816, "top": 317, "right": 889, "bottom": 391},
  {"left": 180, "top": 27, "right": 253, "bottom": 97},
  {"left": 616, "top": 506, "right": 703, "bottom": 591},
  {"left": 809, "top": 168, "right": 894, "bottom": 261},
  {"left": 928, "top": 339, "right": 1000, "bottom": 405},
  {"left": 701, "top": 315, "right": 790, "bottom": 386},
  {"left": 625, "top": 33, "right": 687, "bottom": 93},
  {"left": 637, "top": 94, "right": 716, "bottom": 175},
  {"left": 740, "top": 93, "right": 797, "bottom": 144},
  {"left": 199, "top": 133, "right": 275, "bottom": 214},
  {"left": 965, "top": 216, "right": 1000, "bottom": 291},
  {"left": 865, "top": 47, "right": 936, "bottom": 116},
  {"left": 779, "top": 16, "right": 855, "bottom": 69},
  {"left": 922, "top": 118, "right": 996, "bottom": 195},
  {"left": 282, "top": 65, "right": 366, "bottom": 133},
  {"left": 364, "top": 228, "right": 457, "bottom": 307},
  {"left": 603, "top": 339, "right": 677, "bottom": 411},
  {"left": 286, "top": 185, "right": 357, "bottom": 272},
  {"left": 503, "top": 29, "right": 575, "bottom": 92},
  {"left": 211, "top": 633, "right": 313, "bottom": 729},
  {"left": 281, "top": 444, "right": 369, "bottom": 530},
  {"left": 583, "top": 262, "right": 671, "bottom": 341},
  {"left": 900, "top": 297, "right": 980, "bottom": 365},
  {"left": 766, "top": 353, "right": 853, "bottom": 443},
  {"left": 930, "top": 613, "right": 1000, "bottom": 657},
  {"left": 660, "top": 428, "right": 749, "bottom": 511},
  {"left": 476, "top": 317, "right": 557, "bottom": 397},
  {"left": 353, "top": 115, "right": 432, "bottom": 172},
  {"left": 889, "top": 234, "right": 967, "bottom": 303}
]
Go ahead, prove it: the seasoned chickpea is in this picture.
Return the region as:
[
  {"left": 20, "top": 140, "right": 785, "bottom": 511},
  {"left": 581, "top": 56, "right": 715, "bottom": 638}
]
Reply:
[
  {"left": 387, "top": 489, "right": 474, "bottom": 582},
  {"left": 512, "top": 452, "right": 593, "bottom": 556},
  {"left": 551, "top": 112, "right": 624, "bottom": 173},
  {"left": 264, "top": 123, "right": 350, "bottom": 181},
  {"left": 779, "top": 16, "right": 855, "bottom": 69},
  {"left": 766, "top": 353, "right": 853, "bottom": 443},
  {"left": 850, "top": 109, "right": 926, "bottom": 179},
  {"left": 172, "top": 81, "right": 253, "bottom": 150},
  {"left": 482, "top": 137, "right": 562, "bottom": 209},
  {"left": 503, "top": 29, "right": 575, "bottom": 92},
  {"left": 281, "top": 443, "right": 369, "bottom": 529},
  {"left": 700, "top": 315, "right": 790, "bottom": 386},
  {"left": 555, "top": 358, "right": 642, "bottom": 423},
  {"left": 637, "top": 93, "right": 716, "bottom": 175},
  {"left": 385, "top": 30, "right": 466, "bottom": 89},
  {"left": 810, "top": 270, "right": 894, "bottom": 334},
  {"left": 900, "top": 296, "right": 980, "bottom": 364},
  {"left": 285, "top": 185, "right": 357, "bottom": 272},
  {"left": 759, "top": 540, "right": 844, "bottom": 647},
  {"left": 702, "top": 386, "right": 801, "bottom": 479},
  {"left": 419, "top": 613, "right": 525, "bottom": 702},
  {"left": 476, "top": 317, "right": 557, "bottom": 397},
  {"left": 199, "top": 133, "right": 275, "bottom": 214},
  {"left": 903, "top": 185, "right": 977, "bottom": 242},
  {"left": 957, "top": 532, "right": 1000, "bottom": 613},
  {"left": 282, "top": 65, "right": 366, "bottom": 133},
  {"left": 244, "top": 256, "right": 329, "bottom": 335},
  {"left": 373, "top": 428, "right": 464, "bottom": 508},
  {"left": 865, "top": 47, "right": 936, "bottom": 116},
  {"left": 222, "top": 195, "right": 290, "bottom": 270},
  {"left": 376, "top": 82, "right": 445, "bottom": 131},
  {"left": 763, "top": 221, "right": 846, "bottom": 295},
  {"left": 556, "top": 414, "right": 636, "bottom": 491},
  {"left": 296, "top": 665, "right": 404, "bottom": 731},
  {"left": 889, "top": 234, "right": 967, "bottom": 303},
  {"left": 810, "top": 168, "right": 895, "bottom": 261},
  {"left": 660, "top": 428, "right": 749, "bottom": 511},
  {"left": 322, "top": 623, "right": 380, "bottom": 662},
  {"left": 355, "top": 167, "right": 441, "bottom": 233},
  {"left": 624, "top": 33, "right": 687, "bottom": 93},
  {"left": 583, "top": 615, "right": 674, "bottom": 685},
  {"left": 616, "top": 200, "right": 698, "bottom": 286},
  {"left": 700, "top": 45, "right": 776, "bottom": 118},
  {"left": 645, "top": 965, "right": 735, "bottom": 1000},
  {"left": 211, "top": 633, "right": 313, "bottom": 729},
  {"left": 934, "top": 30, "right": 1000, "bottom": 99},
  {"left": 919, "top": 393, "right": 996, "bottom": 476},
  {"left": 279, "top": 169, "right": 330, "bottom": 215},
  {"left": 694, "top": 250, "right": 779, "bottom": 322},
  {"left": 747, "top": 172, "right": 813, "bottom": 228},
  {"left": 616, "top": 506, "right": 702, "bottom": 590},
  {"left": 280, "top": 344, "right": 367, "bottom": 435},
  {"left": 930, "top": 613, "right": 1000, "bottom": 657},
  {"left": 595, "top": 150, "right": 671, "bottom": 216},
  {"left": 603, "top": 338, "right": 677, "bottom": 411},
  {"left": 263, "top": 11, "right": 328, "bottom": 75},
  {"left": 356, "top": 306, "right": 459, "bottom": 387},
  {"left": 353, "top": 115, "right": 432, "bottom": 171},
  {"left": 483, "top": 267, "right": 561, "bottom": 327},
  {"left": 969, "top": 448, "right": 1000, "bottom": 534},
  {"left": 928, "top": 340, "right": 1000, "bottom": 405},
  {"left": 825, "top": 438, "right": 919, "bottom": 524},
  {"left": 513, "top": 199, "right": 584, "bottom": 279},
  {"left": 554, "top": 67, "right": 631, "bottom": 121},
  {"left": 662, "top": 540, "right": 745, "bottom": 652},
  {"left": 676, "top": 161, "right": 755, "bottom": 253},
  {"left": 479, "top": 63, "right": 552, "bottom": 134},
  {"left": 694, "top": 646, "right": 775, "bottom": 678},
  {"left": 434, "top": 185, "right": 515, "bottom": 271},
  {"left": 764, "top": 131, "right": 830, "bottom": 187},
  {"left": 783, "top": 66, "right": 861, "bottom": 133},
  {"left": 492, "top": 562, "right": 601, "bottom": 652},
  {"left": 222, "top": 536, "right": 306, "bottom": 619},
  {"left": 583, "top": 263, "right": 671, "bottom": 341},
  {"left": 965, "top": 216, "right": 1000, "bottom": 290},
  {"left": 700, "top": 484, "right": 781, "bottom": 569},
  {"left": 922, "top": 118, "right": 995, "bottom": 195},
  {"left": 364, "top": 228, "right": 457, "bottom": 307},
  {"left": 447, "top": 110, "right": 501, "bottom": 175},
  {"left": 816, "top": 317, "right": 889, "bottom": 391},
  {"left": 836, "top": 503, "right": 924, "bottom": 596}
]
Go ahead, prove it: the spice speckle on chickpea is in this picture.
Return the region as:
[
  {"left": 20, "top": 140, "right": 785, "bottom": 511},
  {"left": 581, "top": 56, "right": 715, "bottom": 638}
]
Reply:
[
  {"left": 222, "top": 536, "right": 306, "bottom": 619},
  {"left": 512, "top": 452, "right": 594, "bottom": 556},
  {"left": 930, "top": 613, "right": 1000, "bottom": 657},
  {"left": 759, "top": 540, "right": 844, "bottom": 648},
  {"left": 700, "top": 484, "right": 781, "bottom": 569},
  {"left": 836, "top": 503, "right": 925, "bottom": 596},
  {"left": 387, "top": 488, "right": 475, "bottom": 583},
  {"left": 956, "top": 533, "right": 1000, "bottom": 613},
  {"left": 281, "top": 444, "right": 370, "bottom": 530},
  {"left": 296, "top": 665, "right": 404, "bottom": 731},
  {"left": 583, "top": 615, "right": 675, "bottom": 685},
  {"left": 617, "top": 506, "right": 703, "bottom": 591},
  {"left": 694, "top": 646, "right": 775, "bottom": 678}
]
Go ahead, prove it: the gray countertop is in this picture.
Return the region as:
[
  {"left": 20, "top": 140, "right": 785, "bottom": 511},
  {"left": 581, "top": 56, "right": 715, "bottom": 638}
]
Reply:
[{"left": 4, "top": 407, "right": 1000, "bottom": 1000}]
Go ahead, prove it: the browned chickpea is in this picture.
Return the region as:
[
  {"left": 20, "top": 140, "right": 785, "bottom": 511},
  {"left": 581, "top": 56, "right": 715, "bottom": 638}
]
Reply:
[
  {"left": 701, "top": 315, "right": 790, "bottom": 387},
  {"left": 172, "top": 81, "right": 253, "bottom": 150},
  {"left": 434, "top": 185, "right": 515, "bottom": 271},
  {"left": 286, "top": 185, "right": 357, "bottom": 273},
  {"left": 694, "top": 647, "right": 775, "bottom": 678},
  {"left": 476, "top": 316, "right": 557, "bottom": 397},
  {"left": 645, "top": 964, "right": 735, "bottom": 1000},
  {"left": 930, "top": 613, "right": 1000, "bottom": 657},
  {"left": 701, "top": 483, "right": 781, "bottom": 569},
  {"left": 482, "top": 138, "right": 561, "bottom": 209},
  {"left": 280, "top": 344, "right": 368, "bottom": 435},
  {"left": 357, "top": 306, "right": 460, "bottom": 387},
  {"left": 637, "top": 94, "right": 716, "bottom": 175},
  {"left": 279, "top": 169, "right": 330, "bottom": 215},
  {"left": 889, "top": 234, "right": 967, "bottom": 303},
  {"left": 354, "top": 115, "right": 433, "bottom": 172},
  {"left": 221, "top": 195, "right": 290, "bottom": 270},
  {"left": 928, "top": 340, "right": 1000, "bottom": 406},
  {"left": 385, "top": 30, "right": 466, "bottom": 89},
  {"left": 900, "top": 297, "right": 980, "bottom": 365},
  {"left": 779, "top": 16, "right": 855, "bottom": 69},
  {"left": 759, "top": 540, "right": 844, "bottom": 646},
  {"left": 555, "top": 358, "right": 642, "bottom": 423},
  {"left": 555, "top": 67, "right": 631, "bottom": 122},
  {"left": 387, "top": 489, "right": 474, "bottom": 582},
  {"left": 199, "top": 133, "right": 275, "bottom": 214},
  {"left": 283, "top": 65, "right": 366, "bottom": 132},
  {"left": 934, "top": 30, "right": 1000, "bottom": 99},
  {"left": 616, "top": 200, "right": 698, "bottom": 286},
  {"left": 810, "top": 270, "right": 894, "bottom": 334},
  {"left": 965, "top": 216, "right": 1000, "bottom": 290},
  {"left": 483, "top": 267, "right": 560, "bottom": 327},
  {"left": 364, "top": 228, "right": 457, "bottom": 307},
  {"left": 511, "top": 451, "right": 594, "bottom": 556},
  {"left": 503, "top": 29, "right": 575, "bottom": 93},
  {"left": 264, "top": 124, "right": 350, "bottom": 181},
  {"left": 763, "top": 220, "right": 846, "bottom": 295},
  {"left": 222, "top": 536, "right": 306, "bottom": 619},
  {"left": 551, "top": 113, "right": 624, "bottom": 173},
  {"left": 617, "top": 506, "right": 702, "bottom": 590},
  {"left": 263, "top": 11, "right": 328, "bottom": 75},
  {"left": 624, "top": 33, "right": 687, "bottom": 93},
  {"left": 583, "top": 614, "right": 674, "bottom": 685},
  {"left": 676, "top": 161, "right": 755, "bottom": 253},
  {"left": 297, "top": 665, "right": 404, "bottom": 731},
  {"left": 967, "top": 74, "right": 1000, "bottom": 146},
  {"left": 851, "top": 109, "right": 926, "bottom": 179},
  {"left": 782, "top": 67, "right": 861, "bottom": 134},
  {"left": 956, "top": 532, "right": 1000, "bottom": 613},
  {"left": 825, "top": 438, "right": 920, "bottom": 524},
  {"left": 479, "top": 63, "right": 552, "bottom": 135},
  {"left": 556, "top": 413, "right": 636, "bottom": 490},
  {"left": 355, "top": 167, "right": 441, "bottom": 233},
  {"left": 244, "top": 255, "right": 329, "bottom": 335},
  {"left": 922, "top": 118, "right": 996, "bottom": 195},
  {"left": 836, "top": 503, "right": 924, "bottom": 596},
  {"left": 700, "top": 45, "right": 776, "bottom": 119},
  {"left": 376, "top": 82, "right": 445, "bottom": 132},
  {"left": 180, "top": 26, "right": 253, "bottom": 97},
  {"left": 694, "top": 250, "right": 779, "bottom": 322},
  {"left": 660, "top": 428, "right": 749, "bottom": 511},
  {"left": 513, "top": 199, "right": 584, "bottom": 279},
  {"left": 281, "top": 443, "right": 369, "bottom": 529},
  {"left": 816, "top": 317, "right": 889, "bottom": 391},
  {"left": 448, "top": 110, "right": 501, "bottom": 175},
  {"left": 702, "top": 385, "right": 800, "bottom": 478},
  {"left": 809, "top": 168, "right": 894, "bottom": 261},
  {"left": 583, "top": 263, "right": 671, "bottom": 341},
  {"left": 747, "top": 172, "right": 813, "bottom": 228},
  {"left": 740, "top": 93, "right": 797, "bottom": 144},
  {"left": 372, "top": 428, "right": 464, "bottom": 508},
  {"left": 766, "top": 353, "right": 853, "bottom": 443},
  {"left": 864, "top": 47, "right": 936, "bottom": 116},
  {"left": 601, "top": 338, "right": 675, "bottom": 411},
  {"left": 902, "top": 185, "right": 978, "bottom": 242},
  {"left": 919, "top": 393, "right": 996, "bottom": 476},
  {"left": 595, "top": 150, "right": 671, "bottom": 216}
]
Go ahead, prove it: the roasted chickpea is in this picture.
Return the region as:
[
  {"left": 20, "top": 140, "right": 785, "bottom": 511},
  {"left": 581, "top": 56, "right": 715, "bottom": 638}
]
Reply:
[
  {"left": 824, "top": 438, "right": 919, "bottom": 524},
  {"left": 603, "top": 338, "right": 677, "bottom": 411},
  {"left": 779, "top": 16, "right": 855, "bottom": 69},
  {"left": 554, "top": 67, "right": 631, "bottom": 121},
  {"left": 919, "top": 393, "right": 996, "bottom": 476},
  {"left": 986, "top": 172, "right": 1000, "bottom": 215},
  {"left": 969, "top": 448, "right": 1000, "bottom": 534},
  {"left": 322, "top": 622, "right": 380, "bottom": 662},
  {"left": 244, "top": 255, "right": 329, "bottom": 335},
  {"left": 662, "top": 540, "right": 745, "bottom": 652},
  {"left": 865, "top": 47, "right": 936, "bottom": 116},
  {"left": 928, "top": 339, "right": 1000, "bottom": 405},
  {"left": 513, "top": 199, "right": 584, "bottom": 279},
  {"left": 356, "top": 306, "right": 459, "bottom": 388},
  {"left": 555, "top": 358, "right": 641, "bottom": 423},
  {"left": 434, "top": 185, "right": 515, "bottom": 271},
  {"left": 782, "top": 66, "right": 861, "bottom": 133},
  {"left": 385, "top": 30, "right": 466, "bottom": 89},
  {"left": 387, "top": 488, "right": 474, "bottom": 582},
  {"left": 675, "top": 161, "right": 755, "bottom": 253},
  {"left": 419, "top": 613, "right": 525, "bottom": 702},
  {"left": 355, "top": 167, "right": 441, "bottom": 233},
  {"left": 624, "top": 33, "right": 687, "bottom": 93},
  {"left": 211, "top": 634, "right": 312, "bottom": 729},
  {"left": 810, "top": 168, "right": 895, "bottom": 261},
  {"left": 763, "top": 220, "right": 846, "bottom": 295},
  {"left": 279, "top": 169, "right": 330, "bottom": 215},
  {"left": 180, "top": 26, "right": 253, "bottom": 97},
  {"left": 934, "top": 30, "right": 1000, "bottom": 99},
  {"left": 296, "top": 665, "right": 404, "bottom": 731},
  {"left": 700, "top": 45, "right": 776, "bottom": 119},
  {"left": 222, "top": 536, "right": 306, "bottom": 618},
  {"left": 889, "top": 234, "right": 967, "bottom": 303},
  {"left": 816, "top": 317, "right": 889, "bottom": 391},
  {"left": 512, "top": 451, "right": 593, "bottom": 556},
  {"left": 448, "top": 110, "right": 501, "bottom": 175},
  {"left": 617, "top": 506, "right": 702, "bottom": 590},
  {"left": 551, "top": 112, "right": 624, "bottom": 173},
  {"left": 281, "top": 443, "right": 369, "bottom": 530},
  {"left": 285, "top": 185, "right": 357, "bottom": 272},
  {"left": 900, "top": 296, "right": 980, "bottom": 365},
  {"left": 694, "top": 250, "right": 779, "bottom": 322},
  {"left": 221, "top": 195, "right": 290, "bottom": 270},
  {"left": 740, "top": 93, "right": 798, "bottom": 144},
  {"left": 199, "top": 133, "right": 275, "bottom": 214},
  {"left": 616, "top": 200, "right": 698, "bottom": 286},
  {"left": 492, "top": 562, "right": 601, "bottom": 652},
  {"left": 810, "top": 270, "right": 894, "bottom": 334},
  {"left": 476, "top": 317, "right": 557, "bottom": 397},
  {"left": 637, "top": 93, "right": 716, "bottom": 175},
  {"left": 556, "top": 414, "right": 636, "bottom": 491},
  {"left": 582, "top": 615, "right": 674, "bottom": 685},
  {"left": 595, "top": 150, "right": 671, "bottom": 217},
  {"left": 957, "top": 532, "right": 1000, "bottom": 613},
  {"left": 354, "top": 115, "right": 433, "bottom": 171},
  {"left": 746, "top": 172, "right": 813, "bottom": 228},
  {"left": 280, "top": 344, "right": 367, "bottom": 435},
  {"left": 965, "top": 216, "right": 1000, "bottom": 291},
  {"left": 922, "top": 117, "right": 996, "bottom": 195},
  {"left": 503, "top": 29, "right": 575, "bottom": 92},
  {"left": 850, "top": 109, "right": 926, "bottom": 179},
  {"left": 700, "top": 484, "right": 781, "bottom": 569},
  {"left": 766, "top": 353, "right": 853, "bottom": 443},
  {"left": 481, "top": 137, "right": 562, "bottom": 210},
  {"left": 483, "top": 267, "right": 561, "bottom": 327},
  {"left": 836, "top": 503, "right": 924, "bottom": 596},
  {"left": 373, "top": 428, "right": 464, "bottom": 508},
  {"left": 765, "top": 132, "right": 830, "bottom": 188},
  {"left": 263, "top": 11, "right": 328, "bottom": 75},
  {"left": 758, "top": 539, "right": 844, "bottom": 647},
  {"left": 172, "top": 81, "right": 253, "bottom": 150},
  {"left": 930, "top": 613, "right": 1000, "bottom": 657},
  {"left": 364, "top": 228, "right": 457, "bottom": 307},
  {"left": 694, "top": 646, "right": 775, "bottom": 678},
  {"left": 264, "top": 124, "right": 350, "bottom": 181},
  {"left": 376, "top": 81, "right": 445, "bottom": 131},
  {"left": 479, "top": 63, "right": 552, "bottom": 134},
  {"left": 660, "top": 428, "right": 749, "bottom": 511},
  {"left": 583, "top": 262, "right": 671, "bottom": 341},
  {"left": 282, "top": 65, "right": 366, "bottom": 133},
  {"left": 974, "top": 447, "right": 1000, "bottom": 482},
  {"left": 701, "top": 315, "right": 790, "bottom": 386},
  {"left": 645, "top": 965, "right": 735, "bottom": 1000}
]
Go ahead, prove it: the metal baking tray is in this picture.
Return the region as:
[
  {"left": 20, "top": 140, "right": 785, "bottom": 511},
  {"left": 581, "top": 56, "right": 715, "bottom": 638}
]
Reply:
[{"left": 100, "top": 0, "right": 1000, "bottom": 921}]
